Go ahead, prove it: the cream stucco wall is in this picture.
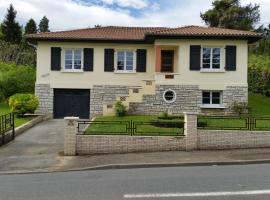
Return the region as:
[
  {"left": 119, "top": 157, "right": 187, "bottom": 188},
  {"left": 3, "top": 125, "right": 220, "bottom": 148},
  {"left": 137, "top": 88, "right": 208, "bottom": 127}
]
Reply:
[
  {"left": 37, "top": 42, "right": 155, "bottom": 88},
  {"left": 36, "top": 39, "right": 248, "bottom": 89}
]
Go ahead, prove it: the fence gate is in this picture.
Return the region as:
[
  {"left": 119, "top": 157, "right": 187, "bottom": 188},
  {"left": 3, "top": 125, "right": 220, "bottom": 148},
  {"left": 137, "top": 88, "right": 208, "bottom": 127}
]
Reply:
[{"left": 0, "top": 113, "right": 15, "bottom": 146}]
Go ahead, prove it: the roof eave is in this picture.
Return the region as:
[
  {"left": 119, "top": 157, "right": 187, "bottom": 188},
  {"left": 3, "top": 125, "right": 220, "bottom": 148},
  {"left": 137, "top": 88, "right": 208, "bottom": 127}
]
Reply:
[
  {"left": 145, "top": 34, "right": 262, "bottom": 43},
  {"left": 25, "top": 37, "right": 152, "bottom": 44}
]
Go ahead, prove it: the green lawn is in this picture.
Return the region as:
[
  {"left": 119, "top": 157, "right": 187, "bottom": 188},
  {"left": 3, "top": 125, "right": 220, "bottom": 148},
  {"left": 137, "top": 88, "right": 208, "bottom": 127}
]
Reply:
[
  {"left": 0, "top": 103, "right": 33, "bottom": 127},
  {"left": 85, "top": 115, "right": 184, "bottom": 136},
  {"left": 248, "top": 93, "right": 270, "bottom": 116},
  {"left": 86, "top": 93, "right": 270, "bottom": 135},
  {"left": 198, "top": 93, "right": 270, "bottom": 130}
]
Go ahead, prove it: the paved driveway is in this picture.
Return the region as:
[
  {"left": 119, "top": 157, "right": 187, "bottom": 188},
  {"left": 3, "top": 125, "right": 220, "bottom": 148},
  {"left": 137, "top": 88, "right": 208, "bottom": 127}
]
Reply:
[{"left": 0, "top": 119, "right": 66, "bottom": 172}]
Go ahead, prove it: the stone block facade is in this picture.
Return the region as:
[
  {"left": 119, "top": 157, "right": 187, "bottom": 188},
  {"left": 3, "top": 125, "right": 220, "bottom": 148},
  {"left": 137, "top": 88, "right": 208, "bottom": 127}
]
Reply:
[
  {"left": 90, "top": 85, "right": 129, "bottom": 118},
  {"left": 129, "top": 85, "right": 201, "bottom": 115},
  {"left": 35, "top": 83, "right": 248, "bottom": 118},
  {"left": 35, "top": 84, "right": 53, "bottom": 117}
]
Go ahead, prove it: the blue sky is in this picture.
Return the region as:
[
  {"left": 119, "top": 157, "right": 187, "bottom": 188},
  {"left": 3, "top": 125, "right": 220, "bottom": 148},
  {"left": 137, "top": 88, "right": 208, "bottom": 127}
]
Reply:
[{"left": 0, "top": 0, "right": 269, "bottom": 31}]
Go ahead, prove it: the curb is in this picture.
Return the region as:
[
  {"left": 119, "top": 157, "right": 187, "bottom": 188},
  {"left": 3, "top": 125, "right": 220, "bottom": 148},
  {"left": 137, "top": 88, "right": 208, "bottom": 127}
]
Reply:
[{"left": 1, "top": 159, "right": 270, "bottom": 175}]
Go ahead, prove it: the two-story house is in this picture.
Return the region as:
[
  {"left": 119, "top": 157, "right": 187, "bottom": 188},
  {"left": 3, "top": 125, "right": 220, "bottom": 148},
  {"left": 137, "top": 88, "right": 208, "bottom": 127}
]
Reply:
[{"left": 26, "top": 26, "right": 262, "bottom": 119}]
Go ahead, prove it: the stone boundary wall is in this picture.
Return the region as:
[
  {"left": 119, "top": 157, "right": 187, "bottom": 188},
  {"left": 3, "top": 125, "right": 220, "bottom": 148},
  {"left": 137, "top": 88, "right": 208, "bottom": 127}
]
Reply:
[
  {"left": 76, "top": 135, "right": 186, "bottom": 155},
  {"left": 64, "top": 113, "right": 270, "bottom": 156},
  {"left": 198, "top": 130, "right": 270, "bottom": 150}
]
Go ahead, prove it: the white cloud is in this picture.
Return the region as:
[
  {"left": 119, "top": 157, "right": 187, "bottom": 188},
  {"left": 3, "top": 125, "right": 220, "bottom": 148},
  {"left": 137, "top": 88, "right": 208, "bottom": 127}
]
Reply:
[
  {"left": 0, "top": 0, "right": 268, "bottom": 31},
  {"left": 101, "top": 0, "right": 148, "bottom": 9}
]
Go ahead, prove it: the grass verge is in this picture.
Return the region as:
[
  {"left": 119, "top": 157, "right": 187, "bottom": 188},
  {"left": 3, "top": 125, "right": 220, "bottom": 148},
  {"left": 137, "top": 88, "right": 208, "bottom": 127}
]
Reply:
[{"left": 0, "top": 103, "right": 33, "bottom": 127}]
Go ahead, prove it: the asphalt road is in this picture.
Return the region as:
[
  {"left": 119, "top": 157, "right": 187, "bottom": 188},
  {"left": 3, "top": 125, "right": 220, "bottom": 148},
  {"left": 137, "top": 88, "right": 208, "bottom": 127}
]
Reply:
[{"left": 1, "top": 164, "right": 270, "bottom": 200}]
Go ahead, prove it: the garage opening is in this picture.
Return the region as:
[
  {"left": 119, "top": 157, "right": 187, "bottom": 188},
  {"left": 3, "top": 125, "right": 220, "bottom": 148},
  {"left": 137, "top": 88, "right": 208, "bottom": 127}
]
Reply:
[{"left": 53, "top": 89, "right": 90, "bottom": 119}]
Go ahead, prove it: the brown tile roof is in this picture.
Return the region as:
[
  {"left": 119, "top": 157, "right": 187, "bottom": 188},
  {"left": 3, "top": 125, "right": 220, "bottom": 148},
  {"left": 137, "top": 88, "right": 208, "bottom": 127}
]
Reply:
[
  {"left": 149, "top": 25, "right": 262, "bottom": 37},
  {"left": 26, "top": 25, "right": 262, "bottom": 42},
  {"left": 26, "top": 26, "right": 168, "bottom": 41}
]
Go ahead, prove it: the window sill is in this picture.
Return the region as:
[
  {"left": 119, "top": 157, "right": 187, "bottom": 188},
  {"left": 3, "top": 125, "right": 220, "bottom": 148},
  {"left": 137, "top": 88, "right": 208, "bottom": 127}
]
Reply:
[
  {"left": 114, "top": 71, "right": 136, "bottom": 74},
  {"left": 200, "top": 104, "right": 226, "bottom": 109},
  {"left": 61, "top": 70, "right": 84, "bottom": 73},
  {"left": 200, "top": 69, "right": 225, "bottom": 73}
]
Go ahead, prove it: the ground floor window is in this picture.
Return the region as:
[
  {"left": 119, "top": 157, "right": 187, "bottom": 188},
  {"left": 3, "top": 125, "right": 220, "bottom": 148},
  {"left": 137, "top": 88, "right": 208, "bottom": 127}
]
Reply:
[{"left": 202, "top": 91, "right": 222, "bottom": 105}]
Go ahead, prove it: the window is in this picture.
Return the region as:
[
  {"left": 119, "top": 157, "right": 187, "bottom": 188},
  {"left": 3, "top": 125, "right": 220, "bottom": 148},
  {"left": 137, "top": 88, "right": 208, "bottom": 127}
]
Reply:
[
  {"left": 116, "top": 50, "right": 136, "bottom": 72},
  {"left": 202, "top": 47, "right": 221, "bottom": 70},
  {"left": 64, "top": 49, "right": 82, "bottom": 71},
  {"left": 163, "top": 89, "right": 176, "bottom": 103},
  {"left": 202, "top": 91, "right": 222, "bottom": 105}
]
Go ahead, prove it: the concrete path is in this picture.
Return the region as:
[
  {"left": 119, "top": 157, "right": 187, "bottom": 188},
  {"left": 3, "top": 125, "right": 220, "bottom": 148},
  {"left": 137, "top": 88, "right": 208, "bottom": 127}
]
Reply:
[{"left": 0, "top": 119, "right": 65, "bottom": 172}]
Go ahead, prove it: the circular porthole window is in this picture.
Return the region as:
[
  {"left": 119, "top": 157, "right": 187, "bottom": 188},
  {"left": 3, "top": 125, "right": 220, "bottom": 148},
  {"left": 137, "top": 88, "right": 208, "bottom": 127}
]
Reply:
[{"left": 163, "top": 89, "right": 176, "bottom": 103}]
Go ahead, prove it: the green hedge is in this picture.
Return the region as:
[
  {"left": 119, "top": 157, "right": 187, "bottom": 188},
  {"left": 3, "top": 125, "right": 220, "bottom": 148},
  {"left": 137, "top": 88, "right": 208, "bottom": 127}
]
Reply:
[
  {"left": 248, "top": 55, "right": 270, "bottom": 96},
  {"left": 0, "top": 62, "right": 36, "bottom": 101}
]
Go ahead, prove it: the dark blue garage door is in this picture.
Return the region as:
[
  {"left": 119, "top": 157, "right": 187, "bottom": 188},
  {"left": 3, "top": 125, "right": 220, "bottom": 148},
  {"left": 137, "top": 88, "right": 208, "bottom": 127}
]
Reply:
[{"left": 53, "top": 89, "right": 90, "bottom": 119}]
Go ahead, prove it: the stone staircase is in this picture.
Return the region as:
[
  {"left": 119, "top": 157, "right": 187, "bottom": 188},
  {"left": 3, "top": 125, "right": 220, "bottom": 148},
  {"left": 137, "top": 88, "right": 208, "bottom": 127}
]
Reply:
[{"left": 103, "top": 80, "right": 156, "bottom": 116}]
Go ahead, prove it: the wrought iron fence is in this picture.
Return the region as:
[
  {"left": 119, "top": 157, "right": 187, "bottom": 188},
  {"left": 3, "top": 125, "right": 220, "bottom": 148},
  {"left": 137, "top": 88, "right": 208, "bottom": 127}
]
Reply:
[
  {"left": 198, "top": 116, "right": 270, "bottom": 131},
  {"left": 0, "top": 113, "right": 15, "bottom": 146},
  {"left": 78, "top": 120, "right": 185, "bottom": 136}
]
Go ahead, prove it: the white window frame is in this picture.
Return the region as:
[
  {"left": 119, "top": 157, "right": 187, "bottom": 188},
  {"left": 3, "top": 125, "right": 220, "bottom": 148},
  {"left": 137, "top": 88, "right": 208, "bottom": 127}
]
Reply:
[
  {"left": 163, "top": 89, "right": 177, "bottom": 103},
  {"left": 201, "top": 91, "right": 225, "bottom": 108},
  {"left": 200, "top": 47, "right": 223, "bottom": 72},
  {"left": 63, "top": 48, "right": 83, "bottom": 72},
  {"left": 115, "top": 50, "right": 136, "bottom": 73}
]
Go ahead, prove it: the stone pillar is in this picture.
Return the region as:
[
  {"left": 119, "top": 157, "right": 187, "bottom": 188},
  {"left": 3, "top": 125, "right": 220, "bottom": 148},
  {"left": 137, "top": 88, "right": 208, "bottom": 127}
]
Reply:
[
  {"left": 64, "top": 117, "right": 79, "bottom": 156},
  {"left": 184, "top": 112, "right": 198, "bottom": 151}
]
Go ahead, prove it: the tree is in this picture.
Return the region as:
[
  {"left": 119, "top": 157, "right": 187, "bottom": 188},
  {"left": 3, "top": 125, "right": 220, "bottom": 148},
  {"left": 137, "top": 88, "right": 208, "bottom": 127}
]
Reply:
[
  {"left": 1, "top": 4, "right": 22, "bottom": 43},
  {"left": 24, "top": 18, "right": 37, "bottom": 35},
  {"left": 39, "top": 16, "right": 50, "bottom": 32},
  {"left": 201, "top": 0, "right": 260, "bottom": 30}
]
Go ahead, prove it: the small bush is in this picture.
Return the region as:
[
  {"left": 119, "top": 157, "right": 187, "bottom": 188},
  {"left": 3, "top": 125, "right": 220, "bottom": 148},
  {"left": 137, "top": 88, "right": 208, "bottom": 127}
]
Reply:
[
  {"left": 114, "top": 101, "right": 127, "bottom": 117},
  {"left": 150, "top": 119, "right": 184, "bottom": 128},
  {"left": 197, "top": 121, "right": 208, "bottom": 128},
  {"left": 231, "top": 101, "right": 249, "bottom": 116},
  {"left": 9, "top": 93, "right": 39, "bottom": 117},
  {"left": 158, "top": 112, "right": 183, "bottom": 120}
]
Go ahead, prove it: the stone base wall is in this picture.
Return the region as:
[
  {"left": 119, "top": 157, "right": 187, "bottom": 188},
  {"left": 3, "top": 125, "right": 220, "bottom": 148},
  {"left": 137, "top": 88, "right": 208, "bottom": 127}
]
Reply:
[
  {"left": 129, "top": 85, "right": 201, "bottom": 115},
  {"left": 198, "top": 130, "right": 270, "bottom": 150},
  {"left": 76, "top": 135, "right": 186, "bottom": 154},
  {"left": 35, "top": 84, "right": 53, "bottom": 117},
  {"left": 35, "top": 83, "right": 248, "bottom": 119},
  {"left": 90, "top": 85, "right": 129, "bottom": 118}
]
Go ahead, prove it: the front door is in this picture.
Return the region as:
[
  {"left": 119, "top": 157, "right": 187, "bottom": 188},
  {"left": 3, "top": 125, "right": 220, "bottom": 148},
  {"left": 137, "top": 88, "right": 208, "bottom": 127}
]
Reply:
[{"left": 161, "top": 50, "right": 174, "bottom": 73}]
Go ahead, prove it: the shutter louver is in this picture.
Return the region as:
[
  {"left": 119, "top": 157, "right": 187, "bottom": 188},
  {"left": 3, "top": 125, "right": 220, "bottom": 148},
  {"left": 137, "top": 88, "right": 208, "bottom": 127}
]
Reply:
[
  {"left": 225, "top": 45, "right": 237, "bottom": 71},
  {"left": 104, "top": 49, "right": 114, "bottom": 72},
  {"left": 136, "top": 49, "right": 147, "bottom": 72},
  {"left": 83, "top": 48, "right": 94, "bottom": 71},
  {"left": 51, "top": 47, "right": 61, "bottom": 71},
  {"left": 190, "top": 45, "right": 201, "bottom": 71}
]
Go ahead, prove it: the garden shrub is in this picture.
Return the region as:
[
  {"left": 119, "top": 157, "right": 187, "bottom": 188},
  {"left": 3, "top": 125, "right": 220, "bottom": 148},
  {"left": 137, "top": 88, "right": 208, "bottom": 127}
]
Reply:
[
  {"left": 150, "top": 119, "right": 185, "bottom": 128},
  {"left": 9, "top": 93, "right": 39, "bottom": 117},
  {"left": 248, "top": 54, "right": 270, "bottom": 96},
  {"left": 158, "top": 112, "right": 183, "bottom": 120},
  {"left": 230, "top": 101, "right": 249, "bottom": 116},
  {"left": 114, "top": 101, "right": 127, "bottom": 117},
  {"left": 0, "top": 62, "right": 36, "bottom": 100},
  {"left": 197, "top": 121, "right": 208, "bottom": 128}
]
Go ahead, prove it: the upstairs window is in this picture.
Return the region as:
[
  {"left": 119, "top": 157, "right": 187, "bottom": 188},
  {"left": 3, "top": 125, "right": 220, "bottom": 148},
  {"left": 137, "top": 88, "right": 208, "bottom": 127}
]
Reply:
[
  {"left": 202, "top": 47, "right": 221, "bottom": 70},
  {"left": 116, "top": 50, "right": 136, "bottom": 72},
  {"left": 64, "top": 49, "right": 82, "bottom": 71}
]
